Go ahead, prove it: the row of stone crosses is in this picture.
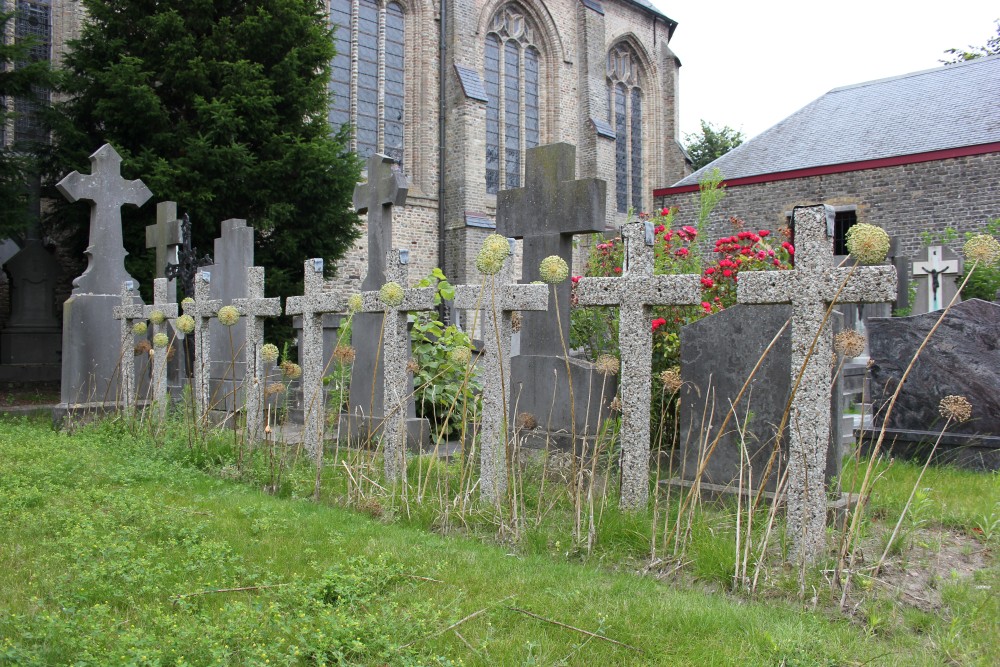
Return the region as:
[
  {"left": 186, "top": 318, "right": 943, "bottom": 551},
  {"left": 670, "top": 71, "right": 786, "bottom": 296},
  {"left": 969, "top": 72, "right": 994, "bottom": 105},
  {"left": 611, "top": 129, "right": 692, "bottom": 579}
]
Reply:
[{"left": 57, "top": 143, "right": 896, "bottom": 563}]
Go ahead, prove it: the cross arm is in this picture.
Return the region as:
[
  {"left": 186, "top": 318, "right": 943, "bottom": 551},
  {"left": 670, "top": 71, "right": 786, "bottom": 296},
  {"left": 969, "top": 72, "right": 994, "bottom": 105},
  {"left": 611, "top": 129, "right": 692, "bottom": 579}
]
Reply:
[
  {"left": 233, "top": 296, "right": 282, "bottom": 318},
  {"left": 400, "top": 287, "right": 436, "bottom": 312},
  {"left": 636, "top": 274, "right": 703, "bottom": 306},
  {"left": 574, "top": 277, "right": 626, "bottom": 307},
  {"left": 737, "top": 270, "right": 799, "bottom": 305},
  {"left": 501, "top": 282, "right": 549, "bottom": 311},
  {"left": 145, "top": 302, "right": 179, "bottom": 319},
  {"left": 823, "top": 266, "right": 897, "bottom": 304},
  {"left": 556, "top": 178, "right": 607, "bottom": 236},
  {"left": 55, "top": 171, "right": 95, "bottom": 203},
  {"left": 183, "top": 299, "right": 221, "bottom": 318},
  {"left": 285, "top": 293, "right": 344, "bottom": 317}
]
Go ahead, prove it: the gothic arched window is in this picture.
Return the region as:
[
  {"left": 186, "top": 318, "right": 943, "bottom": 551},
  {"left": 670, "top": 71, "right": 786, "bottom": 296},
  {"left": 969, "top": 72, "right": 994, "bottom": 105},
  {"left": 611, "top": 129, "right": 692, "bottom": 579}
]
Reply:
[
  {"left": 330, "top": 0, "right": 405, "bottom": 164},
  {"left": 485, "top": 5, "right": 541, "bottom": 194},
  {"left": 607, "top": 43, "right": 643, "bottom": 213}
]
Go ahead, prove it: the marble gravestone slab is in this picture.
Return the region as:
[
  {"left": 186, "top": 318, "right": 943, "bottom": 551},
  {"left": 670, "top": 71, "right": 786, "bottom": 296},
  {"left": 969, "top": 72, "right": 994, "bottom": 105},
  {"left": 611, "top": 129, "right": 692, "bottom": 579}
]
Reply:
[
  {"left": 677, "top": 304, "right": 845, "bottom": 494},
  {"left": 863, "top": 299, "right": 1000, "bottom": 470}
]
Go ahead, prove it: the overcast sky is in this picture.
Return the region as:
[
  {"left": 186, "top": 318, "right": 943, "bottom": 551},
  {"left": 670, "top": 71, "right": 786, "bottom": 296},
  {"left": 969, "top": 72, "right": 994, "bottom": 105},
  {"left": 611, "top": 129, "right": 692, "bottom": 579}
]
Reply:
[{"left": 653, "top": 1, "right": 998, "bottom": 141}]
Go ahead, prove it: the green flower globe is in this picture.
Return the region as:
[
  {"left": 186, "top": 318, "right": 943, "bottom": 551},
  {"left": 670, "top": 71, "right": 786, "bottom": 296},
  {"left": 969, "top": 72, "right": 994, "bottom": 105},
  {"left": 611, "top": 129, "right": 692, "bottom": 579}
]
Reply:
[
  {"left": 217, "top": 305, "right": 240, "bottom": 327},
  {"left": 963, "top": 234, "right": 1000, "bottom": 265},
  {"left": 261, "top": 343, "right": 280, "bottom": 364},
  {"left": 149, "top": 309, "right": 166, "bottom": 325},
  {"left": 845, "top": 223, "right": 890, "bottom": 265},
  {"left": 175, "top": 314, "right": 195, "bottom": 334},
  {"left": 476, "top": 246, "right": 507, "bottom": 276},
  {"left": 152, "top": 332, "right": 169, "bottom": 349},
  {"left": 347, "top": 293, "right": 364, "bottom": 313},
  {"left": 132, "top": 321, "right": 148, "bottom": 336},
  {"left": 539, "top": 255, "right": 569, "bottom": 284},
  {"left": 449, "top": 346, "right": 472, "bottom": 366},
  {"left": 379, "top": 282, "right": 405, "bottom": 307},
  {"left": 181, "top": 297, "right": 195, "bottom": 306}
]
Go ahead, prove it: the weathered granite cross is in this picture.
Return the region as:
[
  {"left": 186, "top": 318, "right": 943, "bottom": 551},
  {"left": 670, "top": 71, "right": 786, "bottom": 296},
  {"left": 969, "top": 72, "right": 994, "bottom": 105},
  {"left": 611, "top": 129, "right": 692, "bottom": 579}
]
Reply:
[
  {"left": 496, "top": 142, "right": 606, "bottom": 356},
  {"left": 912, "top": 245, "right": 961, "bottom": 312},
  {"left": 350, "top": 153, "right": 409, "bottom": 421},
  {"left": 285, "top": 258, "right": 347, "bottom": 456},
  {"left": 182, "top": 271, "right": 221, "bottom": 417},
  {"left": 453, "top": 250, "right": 549, "bottom": 502},
  {"left": 232, "top": 266, "right": 281, "bottom": 444},
  {"left": 353, "top": 250, "right": 435, "bottom": 482},
  {"left": 56, "top": 144, "right": 153, "bottom": 295},
  {"left": 146, "top": 201, "right": 183, "bottom": 294},
  {"left": 143, "top": 278, "right": 179, "bottom": 417},
  {"left": 575, "top": 221, "right": 703, "bottom": 509},
  {"left": 737, "top": 205, "right": 896, "bottom": 563},
  {"left": 111, "top": 281, "right": 145, "bottom": 410}
]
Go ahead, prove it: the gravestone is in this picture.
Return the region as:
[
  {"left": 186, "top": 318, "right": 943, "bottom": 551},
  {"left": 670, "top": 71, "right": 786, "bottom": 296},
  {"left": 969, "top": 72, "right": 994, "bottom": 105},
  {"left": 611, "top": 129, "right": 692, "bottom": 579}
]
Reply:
[
  {"left": 182, "top": 271, "right": 220, "bottom": 418},
  {"left": 862, "top": 299, "right": 1000, "bottom": 470},
  {"left": 353, "top": 249, "right": 434, "bottom": 482},
  {"left": 55, "top": 144, "right": 153, "bottom": 411},
  {"left": 232, "top": 266, "right": 281, "bottom": 443},
  {"left": 912, "top": 245, "right": 962, "bottom": 314},
  {"left": 0, "top": 232, "right": 61, "bottom": 372},
  {"left": 453, "top": 247, "right": 549, "bottom": 502},
  {"left": 736, "top": 205, "right": 896, "bottom": 562},
  {"left": 206, "top": 219, "right": 254, "bottom": 412},
  {"left": 496, "top": 143, "right": 614, "bottom": 446},
  {"left": 678, "top": 304, "right": 846, "bottom": 496},
  {"left": 285, "top": 258, "right": 347, "bottom": 456},
  {"left": 111, "top": 281, "right": 145, "bottom": 410},
  {"left": 575, "top": 221, "right": 702, "bottom": 508}
]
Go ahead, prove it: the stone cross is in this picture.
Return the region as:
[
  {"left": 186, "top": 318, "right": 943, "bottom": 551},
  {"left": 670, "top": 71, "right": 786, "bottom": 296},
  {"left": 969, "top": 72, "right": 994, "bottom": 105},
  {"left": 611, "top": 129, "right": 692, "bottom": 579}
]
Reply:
[
  {"left": 496, "top": 143, "right": 606, "bottom": 356},
  {"left": 111, "top": 281, "right": 145, "bottom": 410},
  {"left": 354, "top": 250, "right": 435, "bottom": 482},
  {"left": 575, "top": 221, "right": 702, "bottom": 509},
  {"left": 143, "top": 278, "right": 179, "bottom": 417},
  {"left": 56, "top": 144, "right": 153, "bottom": 295},
  {"left": 737, "top": 205, "right": 896, "bottom": 563},
  {"left": 350, "top": 154, "right": 409, "bottom": 422},
  {"left": 453, "top": 251, "right": 549, "bottom": 502},
  {"left": 912, "top": 245, "right": 961, "bottom": 312},
  {"left": 182, "top": 271, "right": 221, "bottom": 417},
  {"left": 232, "top": 266, "right": 281, "bottom": 444},
  {"left": 286, "top": 259, "right": 347, "bottom": 456},
  {"left": 146, "top": 201, "right": 183, "bottom": 294}
]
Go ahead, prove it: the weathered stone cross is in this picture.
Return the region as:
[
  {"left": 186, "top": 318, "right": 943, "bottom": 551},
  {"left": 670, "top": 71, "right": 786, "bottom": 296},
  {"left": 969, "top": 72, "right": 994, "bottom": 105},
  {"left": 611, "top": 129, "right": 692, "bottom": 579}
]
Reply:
[
  {"left": 453, "top": 250, "right": 549, "bottom": 502},
  {"left": 56, "top": 144, "right": 153, "bottom": 295},
  {"left": 146, "top": 201, "right": 183, "bottom": 294},
  {"left": 737, "top": 205, "right": 896, "bottom": 563},
  {"left": 143, "top": 278, "right": 179, "bottom": 417},
  {"left": 285, "top": 259, "right": 347, "bottom": 456},
  {"left": 112, "top": 281, "right": 145, "bottom": 410},
  {"left": 575, "top": 221, "right": 702, "bottom": 509},
  {"left": 232, "top": 267, "right": 281, "bottom": 444},
  {"left": 350, "top": 153, "right": 409, "bottom": 421},
  {"left": 181, "top": 271, "right": 221, "bottom": 417},
  {"left": 496, "top": 143, "right": 606, "bottom": 356},
  {"left": 353, "top": 250, "right": 435, "bottom": 482}
]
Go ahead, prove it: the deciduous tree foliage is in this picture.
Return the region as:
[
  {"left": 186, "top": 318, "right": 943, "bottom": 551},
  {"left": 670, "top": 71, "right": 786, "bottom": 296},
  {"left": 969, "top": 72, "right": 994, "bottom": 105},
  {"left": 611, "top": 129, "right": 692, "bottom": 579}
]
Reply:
[
  {"left": 942, "top": 19, "right": 1000, "bottom": 64},
  {"left": 43, "top": 0, "right": 361, "bottom": 322},
  {"left": 683, "top": 120, "right": 744, "bottom": 172}
]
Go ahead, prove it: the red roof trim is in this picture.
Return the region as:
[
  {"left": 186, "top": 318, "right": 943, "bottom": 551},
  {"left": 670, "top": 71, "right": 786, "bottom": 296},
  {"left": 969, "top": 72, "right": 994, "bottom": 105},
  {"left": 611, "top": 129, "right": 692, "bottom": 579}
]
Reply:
[{"left": 653, "top": 142, "right": 1000, "bottom": 197}]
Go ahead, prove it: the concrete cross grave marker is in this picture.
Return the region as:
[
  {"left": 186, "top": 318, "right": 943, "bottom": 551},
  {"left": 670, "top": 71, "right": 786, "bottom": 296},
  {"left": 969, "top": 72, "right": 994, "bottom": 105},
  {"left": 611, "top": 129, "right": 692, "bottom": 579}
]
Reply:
[
  {"left": 182, "top": 271, "right": 221, "bottom": 418},
  {"left": 232, "top": 267, "right": 281, "bottom": 444},
  {"left": 737, "top": 205, "right": 896, "bottom": 563},
  {"left": 55, "top": 145, "right": 153, "bottom": 412},
  {"left": 912, "top": 245, "right": 961, "bottom": 313},
  {"left": 575, "top": 221, "right": 703, "bottom": 509},
  {"left": 453, "top": 248, "right": 549, "bottom": 502},
  {"left": 285, "top": 259, "right": 347, "bottom": 456},
  {"left": 111, "top": 281, "right": 145, "bottom": 410},
  {"left": 143, "top": 278, "right": 179, "bottom": 418},
  {"left": 353, "top": 250, "right": 435, "bottom": 482}
]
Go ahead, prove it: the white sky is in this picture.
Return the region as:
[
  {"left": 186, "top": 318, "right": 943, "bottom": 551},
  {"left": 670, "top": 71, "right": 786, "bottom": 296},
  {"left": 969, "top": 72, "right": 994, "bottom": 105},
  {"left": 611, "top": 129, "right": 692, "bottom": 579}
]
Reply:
[{"left": 652, "top": 1, "right": 999, "bottom": 141}]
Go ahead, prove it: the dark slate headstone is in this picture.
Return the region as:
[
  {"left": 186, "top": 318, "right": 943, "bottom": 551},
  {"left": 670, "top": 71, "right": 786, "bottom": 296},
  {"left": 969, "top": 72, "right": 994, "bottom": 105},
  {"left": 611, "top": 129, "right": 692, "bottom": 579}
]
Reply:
[
  {"left": 863, "top": 299, "right": 1000, "bottom": 470},
  {"left": 678, "top": 304, "right": 844, "bottom": 494}
]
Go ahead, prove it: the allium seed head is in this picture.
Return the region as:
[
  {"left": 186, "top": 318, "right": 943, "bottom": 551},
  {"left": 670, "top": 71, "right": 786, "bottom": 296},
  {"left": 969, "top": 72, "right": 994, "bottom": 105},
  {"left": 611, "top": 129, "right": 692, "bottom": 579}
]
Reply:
[
  {"left": 175, "top": 314, "right": 195, "bottom": 334},
  {"left": 132, "top": 321, "right": 147, "bottom": 336},
  {"left": 963, "top": 234, "right": 1000, "bottom": 265},
  {"left": 379, "top": 282, "right": 404, "bottom": 307},
  {"left": 280, "top": 361, "right": 302, "bottom": 380},
  {"left": 261, "top": 343, "right": 280, "bottom": 364},
  {"left": 149, "top": 309, "right": 166, "bottom": 325},
  {"left": 845, "top": 223, "right": 891, "bottom": 265},
  {"left": 152, "top": 332, "right": 169, "bottom": 349},
  {"left": 834, "top": 330, "right": 866, "bottom": 359},
  {"left": 347, "top": 293, "right": 364, "bottom": 313},
  {"left": 516, "top": 412, "right": 538, "bottom": 430},
  {"left": 333, "top": 344, "right": 356, "bottom": 364},
  {"left": 938, "top": 395, "right": 972, "bottom": 423},
  {"left": 265, "top": 382, "right": 286, "bottom": 397},
  {"left": 609, "top": 396, "right": 623, "bottom": 413},
  {"left": 217, "top": 305, "right": 240, "bottom": 327},
  {"left": 449, "top": 346, "right": 472, "bottom": 366},
  {"left": 406, "top": 358, "right": 420, "bottom": 374},
  {"left": 134, "top": 339, "right": 152, "bottom": 356},
  {"left": 595, "top": 354, "right": 620, "bottom": 377},
  {"left": 181, "top": 297, "right": 195, "bottom": 306},
  {"left": 539, "top": 255, "right": 570, "bottom": 284},
  {"left": 659, "top": 367, "right": 683, "bottom": 394}
]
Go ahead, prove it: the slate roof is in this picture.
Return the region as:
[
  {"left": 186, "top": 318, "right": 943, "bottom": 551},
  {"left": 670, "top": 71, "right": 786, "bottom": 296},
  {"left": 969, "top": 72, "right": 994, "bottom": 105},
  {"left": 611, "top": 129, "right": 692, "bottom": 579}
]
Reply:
[{"left": 672, "top": 55, "right": 1000, "bottom": 187}]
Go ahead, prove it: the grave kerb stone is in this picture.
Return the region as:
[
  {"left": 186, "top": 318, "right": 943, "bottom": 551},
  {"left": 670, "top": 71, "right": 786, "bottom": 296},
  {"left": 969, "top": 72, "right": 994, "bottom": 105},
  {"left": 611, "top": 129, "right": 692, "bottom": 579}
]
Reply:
[
  {"left": 232, "top": 266, "right": 281, "bottom": 444},
  {"left": 575, "top": 221, "right": 702, "bottom": 509}
]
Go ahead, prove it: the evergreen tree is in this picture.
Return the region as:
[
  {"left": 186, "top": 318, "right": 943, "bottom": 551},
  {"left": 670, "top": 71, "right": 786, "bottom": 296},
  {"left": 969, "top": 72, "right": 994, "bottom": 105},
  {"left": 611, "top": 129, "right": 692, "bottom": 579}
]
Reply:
[
  {"left": 43, "top": 0, "right": 361, "bottom": 330},
  {"left": 683, "top": 120, "right": 744, "bottom": 171}
]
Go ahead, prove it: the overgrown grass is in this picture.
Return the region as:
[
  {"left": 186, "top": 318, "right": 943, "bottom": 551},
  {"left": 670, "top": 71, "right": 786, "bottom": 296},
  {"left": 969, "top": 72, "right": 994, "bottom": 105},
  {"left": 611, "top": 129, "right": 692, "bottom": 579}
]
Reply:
[{"left": 2, "top": 414, "right": 997, "bottom": 665}]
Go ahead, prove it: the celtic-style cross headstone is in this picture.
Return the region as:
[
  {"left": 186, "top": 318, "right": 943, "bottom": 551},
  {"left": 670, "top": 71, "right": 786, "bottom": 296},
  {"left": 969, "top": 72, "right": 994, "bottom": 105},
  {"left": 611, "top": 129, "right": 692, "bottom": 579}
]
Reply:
[
  {"left": 575, "top": 221, "right": 703, "bottom": 509},
  {"left": 182, "top": 271, "right": 221, "bottom": 417},
  {"left": 232, "top": 267, "right": 281, "bottom": 444},
  {"left": 497, "top": 143, "right": 606, "bottom": 356},
  {"left": 143, "top": 278, "right": 179, "bottom": 417},
  {"left": 353, "top": 250, "right": 435, "bottom": 482},
  {"left": 286, "top": 259, "right": 347, "bottom": 456},
  {"left": 737, "top": 205, "right": 896, "bottom": 563},
  {"left": 112, "top": 281, "right": 145, "bottom": 410},
  {"left": 453, "top": 252, "right": 548, "bottom": 502},
  {"left": 146, "top": 201, "right": 183, "bottom": 294},
  {"left": 350, "top": 154, "right": 408, "bottom": 423},
  {"left": 56, "top": 144, "right": 153, "bottom": 295}
]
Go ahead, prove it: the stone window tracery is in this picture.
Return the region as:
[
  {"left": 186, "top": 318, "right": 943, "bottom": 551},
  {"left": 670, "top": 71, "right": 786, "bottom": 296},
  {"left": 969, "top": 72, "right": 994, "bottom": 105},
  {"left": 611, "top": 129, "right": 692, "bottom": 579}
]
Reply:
[
  {"left": 607, "top": 43, "right": 643, "bottom": 213},
  {"left": 330, "top": 0, "right": 405, "bottom": 165},
  {"left": 485, "top": 4, "right": 542, "bottom": 194},
  {"left": 5, "top": 0, "right": 51, "bottom": 147}
]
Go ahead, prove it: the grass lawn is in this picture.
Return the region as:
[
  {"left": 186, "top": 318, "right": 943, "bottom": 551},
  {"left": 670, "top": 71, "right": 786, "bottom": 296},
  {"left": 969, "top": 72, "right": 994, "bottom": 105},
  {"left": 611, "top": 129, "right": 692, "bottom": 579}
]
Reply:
[{"left": 1, "top": 415, "right": 996, "bottom": 665}]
